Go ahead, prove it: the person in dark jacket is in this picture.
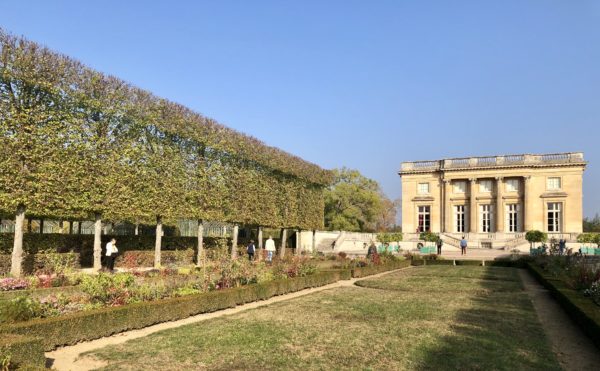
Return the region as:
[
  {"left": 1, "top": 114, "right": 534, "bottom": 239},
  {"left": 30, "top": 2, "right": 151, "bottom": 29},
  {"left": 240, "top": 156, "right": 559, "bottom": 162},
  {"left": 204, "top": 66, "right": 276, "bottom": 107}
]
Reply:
[
  {"left": 436, "top": 238, "right": 443, "bottom": 255},
  {"left": 247, "top": 240, "right": 256, "bottom": 261},
  {"left": 367, "top": 242, "right": 377, "bottom": 261}
]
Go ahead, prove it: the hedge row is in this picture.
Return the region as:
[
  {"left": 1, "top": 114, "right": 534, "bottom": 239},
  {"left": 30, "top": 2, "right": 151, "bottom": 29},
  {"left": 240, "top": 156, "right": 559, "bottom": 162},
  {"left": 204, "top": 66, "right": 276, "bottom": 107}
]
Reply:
[
  {"left": 0, "top": 253, "right": 80, "bottom": 276},
  {"left": 0, "top": 270, "right": 348, "bottom": 351},
  {"left": 0, "top": 334, "right": 45, "bottom": 369},
  {"left": 527, "top": 263, "right": 600, "bottom": 350},
  {"left": 351, "top": 260, "right": 410, "bottom": 278},
  {"left": 0, "top": 233, "right": 222, "bottom": 255}
]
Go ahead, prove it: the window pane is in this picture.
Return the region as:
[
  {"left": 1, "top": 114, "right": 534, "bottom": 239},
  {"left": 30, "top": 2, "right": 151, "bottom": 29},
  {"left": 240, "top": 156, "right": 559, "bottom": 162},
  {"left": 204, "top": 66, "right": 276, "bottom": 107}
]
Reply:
[
  {"left": 479, "top": 180, "right": 492, "bottom": 193},
  {"left": 547, "top": 177, "right": 561, "bottom": 190}
]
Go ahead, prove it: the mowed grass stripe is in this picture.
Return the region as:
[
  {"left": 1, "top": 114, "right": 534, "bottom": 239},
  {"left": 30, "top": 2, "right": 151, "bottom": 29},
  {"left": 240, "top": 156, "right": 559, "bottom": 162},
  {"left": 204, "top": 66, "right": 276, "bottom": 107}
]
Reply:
[{"left": 86, "top": 267, "right": 560, "bottom": 371}]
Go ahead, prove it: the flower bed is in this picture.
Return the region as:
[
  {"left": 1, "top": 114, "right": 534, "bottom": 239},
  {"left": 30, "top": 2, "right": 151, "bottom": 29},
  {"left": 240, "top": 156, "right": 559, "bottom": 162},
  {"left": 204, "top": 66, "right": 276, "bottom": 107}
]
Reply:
[
  {"left": 527, "top": 263, "right": 600, "bottom": 349},
  {"left": 0, "top": 254, "right": 320, "bottom": 322},
  {"left": 0, "top": 270, "right": 348, "bottom": 351}
]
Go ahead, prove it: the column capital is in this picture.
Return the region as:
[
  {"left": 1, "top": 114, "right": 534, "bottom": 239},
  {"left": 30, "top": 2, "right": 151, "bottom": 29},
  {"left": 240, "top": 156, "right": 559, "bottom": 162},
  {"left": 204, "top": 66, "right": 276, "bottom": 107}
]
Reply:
[
  {"left": 443, "top": 179, "right": 452, "bottom": 184},
  {"left": 523, "top": 175, "right": 531, "bottom": 182},
  {"left": 495, "top": 176, "right": 504, "bottom": 181},
  {"left": 469, "top": 178, "right": 477, "bottom": 183}
]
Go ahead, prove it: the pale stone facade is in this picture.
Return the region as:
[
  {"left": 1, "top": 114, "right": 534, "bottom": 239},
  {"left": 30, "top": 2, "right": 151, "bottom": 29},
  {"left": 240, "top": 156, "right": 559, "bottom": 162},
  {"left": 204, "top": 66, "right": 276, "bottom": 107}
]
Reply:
[{"left": 399, "top": 153, "right": 586, "bottom": 249}]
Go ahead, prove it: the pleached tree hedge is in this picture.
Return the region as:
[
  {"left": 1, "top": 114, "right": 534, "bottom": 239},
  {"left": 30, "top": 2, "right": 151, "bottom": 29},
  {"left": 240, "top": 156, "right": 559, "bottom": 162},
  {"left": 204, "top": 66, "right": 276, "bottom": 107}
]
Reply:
[{"left": 0, "top": 29, "right": 331, "bottom": 276}]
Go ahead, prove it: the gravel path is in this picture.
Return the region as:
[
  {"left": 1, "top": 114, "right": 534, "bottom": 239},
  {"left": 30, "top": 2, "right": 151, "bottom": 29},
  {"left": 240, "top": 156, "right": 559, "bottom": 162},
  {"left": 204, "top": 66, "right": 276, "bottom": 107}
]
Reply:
[{"left": 519, "top": 270, "right": 600, "bottom": 371}]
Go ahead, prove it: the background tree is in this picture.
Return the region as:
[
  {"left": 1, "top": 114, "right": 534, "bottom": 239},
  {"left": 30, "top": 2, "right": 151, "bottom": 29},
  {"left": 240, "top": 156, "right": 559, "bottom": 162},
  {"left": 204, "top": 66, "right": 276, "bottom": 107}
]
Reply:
[
  {"left": 583, "top": 214, "right": 600, "bottom": 232},
  {"left": 324, "top": 168, "right": 394, "bottom": 232}
]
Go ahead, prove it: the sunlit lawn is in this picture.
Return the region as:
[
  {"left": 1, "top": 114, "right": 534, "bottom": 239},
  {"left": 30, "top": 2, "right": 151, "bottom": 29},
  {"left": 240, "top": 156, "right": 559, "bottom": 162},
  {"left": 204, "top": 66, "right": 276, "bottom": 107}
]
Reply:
[{"left": 85, "top": 266, "right": 559, "bottom": 370}]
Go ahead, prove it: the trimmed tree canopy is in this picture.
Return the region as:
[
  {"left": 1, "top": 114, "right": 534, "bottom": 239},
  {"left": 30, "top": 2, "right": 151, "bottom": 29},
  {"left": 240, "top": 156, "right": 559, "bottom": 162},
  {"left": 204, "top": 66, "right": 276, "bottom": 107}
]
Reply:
[{"left": 0, "top": 29, "right": 331, "bottom": 230}]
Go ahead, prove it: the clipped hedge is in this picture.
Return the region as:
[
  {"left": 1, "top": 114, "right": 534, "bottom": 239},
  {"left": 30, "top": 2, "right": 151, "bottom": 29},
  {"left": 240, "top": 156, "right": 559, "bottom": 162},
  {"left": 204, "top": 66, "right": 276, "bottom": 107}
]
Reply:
[
  {"left": 0, "top": 233, "right": 210, "bottom": 255},
  {"left": 455, "top": 260, "right": 484, "bottom": 266},
  {"left": 0, "top": 253, "right": 80, "bottom": 276},
  {"left": 527, "top": 263, "right": 600, "bottom": 349},
  {"left": 0, "top": 334, "right": 45, "bottom": 369},
  {"left": 1, "top": 270, "right": 346, "bottom": 351},
  {"left": 351, "top": 260, "right": 410, "bottom": 278},
  {"left": 115, "top": 250, "right": 195, "bottom": 268}
]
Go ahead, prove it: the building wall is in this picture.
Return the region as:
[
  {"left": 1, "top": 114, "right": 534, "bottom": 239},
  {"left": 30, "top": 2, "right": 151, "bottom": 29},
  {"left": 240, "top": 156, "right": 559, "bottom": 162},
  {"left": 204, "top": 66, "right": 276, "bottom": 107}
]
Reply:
[{"left": 401, "top": 165, "right": 585, "bottom": 235}]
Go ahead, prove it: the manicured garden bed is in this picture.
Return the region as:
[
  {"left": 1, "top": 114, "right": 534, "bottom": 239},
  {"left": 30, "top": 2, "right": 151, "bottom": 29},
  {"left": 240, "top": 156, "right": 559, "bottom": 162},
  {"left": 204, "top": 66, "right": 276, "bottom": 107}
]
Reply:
[{"left": 83, "top": 265, "right": 560, "bottom": 370}]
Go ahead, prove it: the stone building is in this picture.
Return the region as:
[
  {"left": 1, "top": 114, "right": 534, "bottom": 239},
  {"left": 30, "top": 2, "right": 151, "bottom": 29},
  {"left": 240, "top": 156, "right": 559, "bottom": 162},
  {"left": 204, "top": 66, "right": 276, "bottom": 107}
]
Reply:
[{"left": 399, "top": 152, "right": 586, "bottom": 249}]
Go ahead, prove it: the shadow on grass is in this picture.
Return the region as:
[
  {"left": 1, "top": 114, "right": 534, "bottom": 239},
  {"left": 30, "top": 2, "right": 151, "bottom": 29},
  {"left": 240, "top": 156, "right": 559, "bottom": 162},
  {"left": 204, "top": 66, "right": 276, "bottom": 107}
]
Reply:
[{"left": 410, "top": 267, "right": 561, "bottom": 371}]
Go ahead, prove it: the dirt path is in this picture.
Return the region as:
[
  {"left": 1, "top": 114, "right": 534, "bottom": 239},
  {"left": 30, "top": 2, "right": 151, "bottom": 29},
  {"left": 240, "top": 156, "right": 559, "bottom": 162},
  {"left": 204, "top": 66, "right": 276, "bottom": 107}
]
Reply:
[
  {"left": 519, "top": 270, "right": 600, "bottom": 371},
  {"left": 46, "top": 268, "right": 410, "bottom": 371}
]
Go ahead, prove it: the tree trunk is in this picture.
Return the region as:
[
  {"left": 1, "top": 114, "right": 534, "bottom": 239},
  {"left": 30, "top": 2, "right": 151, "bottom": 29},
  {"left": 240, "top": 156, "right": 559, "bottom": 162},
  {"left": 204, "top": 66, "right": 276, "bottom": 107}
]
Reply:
[
  {"left": 196, "top": 219, "right": 204, "bottom": 266},
  {"left": 134, "top": 223, "right": 139, "bottom": 236},
  {"left": 312, "top": 230, "right": 317, "bottom": 253},
  {"left": 257, "top": 226, "right": 264, "bottom": 253},
  {"left": 27, "top": 218, "right": 32, "bottom": 233},
  {"left": 39, "top": 218, "right": 44, "bottom": 234},
  {"left": 10, "top": 204, "right": 26, "bottom": 277},
  {"left": 231, "top": 224, "right": 239, "bottom": 259},
  {"left": 77, "top": 221, "right": 82, "bottom": 235},
  {"left": 69, "top": 221, "right": 73, "bottom": 235},
  {"left": 93, "top": 213, "right": 102, "bottom": 271},
  {"left": 295, "top": 230, "right": 302, "bottom": 256},
  {"left": 280, "top": 228, "right": 287, "bottom": 258},
  {"left": 154, "top": 216, "right": 163, "bottom": 268}
]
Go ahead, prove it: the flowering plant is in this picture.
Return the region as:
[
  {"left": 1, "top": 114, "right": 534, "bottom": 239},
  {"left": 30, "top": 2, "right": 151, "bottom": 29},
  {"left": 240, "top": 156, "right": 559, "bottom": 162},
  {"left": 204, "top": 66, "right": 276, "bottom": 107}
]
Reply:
[{"left": 0, "top": 277, "right": 29, "bottom": 291}]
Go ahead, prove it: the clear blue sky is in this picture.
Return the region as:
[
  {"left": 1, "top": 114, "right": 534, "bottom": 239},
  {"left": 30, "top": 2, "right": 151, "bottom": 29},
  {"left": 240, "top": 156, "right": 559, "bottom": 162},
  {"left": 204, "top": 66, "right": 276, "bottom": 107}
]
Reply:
[{"left": 1, "top": 1, "right": 599, "bottom": 217}]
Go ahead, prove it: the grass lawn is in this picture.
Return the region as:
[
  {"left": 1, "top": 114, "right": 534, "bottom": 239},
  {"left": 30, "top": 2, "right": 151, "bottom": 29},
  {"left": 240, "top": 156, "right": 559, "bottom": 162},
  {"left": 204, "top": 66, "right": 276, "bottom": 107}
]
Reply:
[{"left": 85, "top": 266, "right": 560, "bottom": 370}]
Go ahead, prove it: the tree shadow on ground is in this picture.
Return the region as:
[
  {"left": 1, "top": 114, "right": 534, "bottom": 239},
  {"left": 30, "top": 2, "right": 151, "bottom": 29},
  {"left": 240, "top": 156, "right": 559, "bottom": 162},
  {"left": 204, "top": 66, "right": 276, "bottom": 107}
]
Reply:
[{"left": 411, "top": 267, "right": 561, "bottom": 371}]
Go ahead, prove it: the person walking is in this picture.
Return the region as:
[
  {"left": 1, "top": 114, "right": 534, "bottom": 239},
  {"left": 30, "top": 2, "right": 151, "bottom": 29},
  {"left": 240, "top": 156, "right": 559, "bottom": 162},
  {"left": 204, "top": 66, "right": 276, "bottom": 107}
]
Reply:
[
  {"left": 366, "top": 242, "right": 377, "bottom": 261},
  {"left": 559, "top": 238, "right": 566, "bottom": 255},
  {"left": 460, "top": 236, "right": 467, "bottom": 256},
  {"left": 105, "top": 238, "right": 118, "bottom": 272},
  {"left": 247, "top": 240, "right": 256, "bottom": 261},
  {"left": 265, "top": 236, "right": 276, "bottom": 263},
  {"left": 436, "top": 237, "right": 443, "bottom": 255}
]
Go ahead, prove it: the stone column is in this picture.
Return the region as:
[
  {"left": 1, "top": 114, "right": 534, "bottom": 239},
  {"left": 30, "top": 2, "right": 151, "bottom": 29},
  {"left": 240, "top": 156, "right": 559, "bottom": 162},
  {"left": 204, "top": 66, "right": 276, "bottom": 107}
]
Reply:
[
  {"left": 444, "top": 180, "right": 452, "bottom": 233},
  {"left": 523, "top": 176, "right": 532, "bottom": 231},
  {"left": 469, "top": 178, "right": 477, "bottom": 233},
  {"left": 495, "top": 177, "right": 503, "bottom": 233},
  {"left": 440, "top": 179, "right": 445, "bottom": 233}
]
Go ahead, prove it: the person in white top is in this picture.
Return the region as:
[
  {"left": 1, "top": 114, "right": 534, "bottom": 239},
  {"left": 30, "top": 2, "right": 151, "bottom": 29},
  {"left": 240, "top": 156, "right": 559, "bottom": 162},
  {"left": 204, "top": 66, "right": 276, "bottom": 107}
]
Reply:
[
  {"left": 265, "top": 236, "right": 276, "bottom": 263},
  {"left": 105, "top": 238, "right": 118, "bottom": 272}
]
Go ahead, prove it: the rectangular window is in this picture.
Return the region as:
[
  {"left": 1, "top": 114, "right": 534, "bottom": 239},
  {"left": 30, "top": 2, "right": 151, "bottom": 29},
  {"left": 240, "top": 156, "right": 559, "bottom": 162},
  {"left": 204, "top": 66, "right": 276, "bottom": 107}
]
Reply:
[
  {"left": 506, "top": 179, "right": 519, "bottom": 192},
  {"left": 507, "top": 204, "right": 519, "bottom": 232},
  {"left": 418, "top": 182, "right": 430, "bottom": 194},
  {"left": 453, "top": 181, "right": 466, "bottom": 194},
  {"left": 547, "top": 202, "right": 562, "bottom": 232},
  {"left": 480, "top": 204, "right": 492, "bottom": 232},
  {"left": 479, "top": 180, "right": 493, "bottom": 193},
  {"left": 417, "top": 206, "right": 431, "bottom": 233},
  {"left": 455, "top": 205, "right": 466, "bottom": 233},
  {"left": 547, "top": 177, "right": 561, "bottom": 190}
]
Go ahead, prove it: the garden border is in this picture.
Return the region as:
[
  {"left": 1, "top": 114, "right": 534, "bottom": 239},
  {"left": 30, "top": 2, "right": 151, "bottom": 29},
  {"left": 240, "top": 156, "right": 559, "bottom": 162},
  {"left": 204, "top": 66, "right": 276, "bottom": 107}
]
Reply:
[{"left": 527, "top": 263, "right": 600, "bottom": 350}]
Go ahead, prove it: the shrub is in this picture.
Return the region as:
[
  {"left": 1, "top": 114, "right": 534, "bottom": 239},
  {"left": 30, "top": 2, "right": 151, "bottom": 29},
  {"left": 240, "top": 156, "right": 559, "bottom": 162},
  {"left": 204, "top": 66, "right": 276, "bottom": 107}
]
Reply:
[
  {"left": 0, "top": 335, "right": 45, "bottom": 369},
  {"left": 79, "top": 273, "right": 135, "bottom": 305},
  {"left": 0, "top": 297, "right": 41, "bottom": 323},
  {"left": 525, "top": 230, "right": 548, "bottom": 245},
  {"left": 584, "top": 280, "right": 600, "bottom": 306},
  {"left": 419, "top": 232, "right": 439, "bottom": 243},
  {"left": 377, "top": 232, "right": 403, "bottom": 244}
]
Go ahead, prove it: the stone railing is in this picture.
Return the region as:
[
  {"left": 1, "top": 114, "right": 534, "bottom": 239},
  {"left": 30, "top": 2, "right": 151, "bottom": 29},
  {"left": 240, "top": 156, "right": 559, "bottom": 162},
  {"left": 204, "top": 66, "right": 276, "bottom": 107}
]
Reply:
[{"left": 400, "top": 152, "right": 585, "bottom": 173}]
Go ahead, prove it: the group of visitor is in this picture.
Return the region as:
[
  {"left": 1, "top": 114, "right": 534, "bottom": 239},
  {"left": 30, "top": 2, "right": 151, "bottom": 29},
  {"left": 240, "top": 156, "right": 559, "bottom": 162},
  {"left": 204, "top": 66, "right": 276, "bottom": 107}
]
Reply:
[{"left": 246, "top": 236, "right": 277, "bottom": 263}]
